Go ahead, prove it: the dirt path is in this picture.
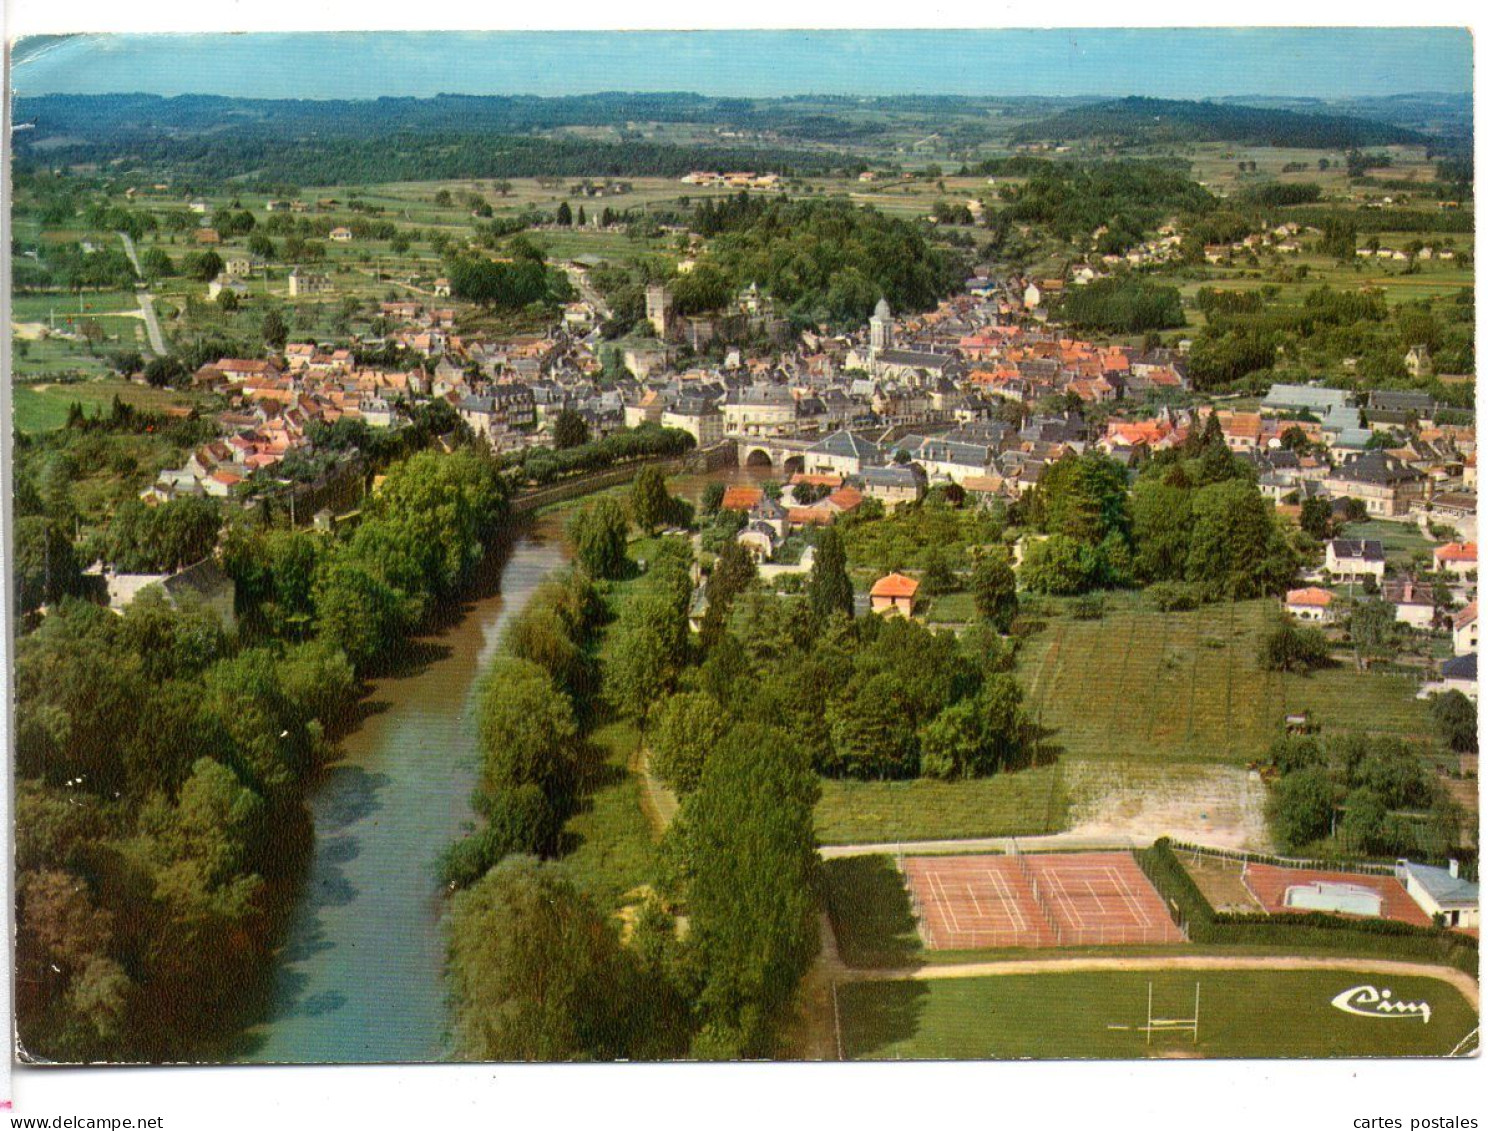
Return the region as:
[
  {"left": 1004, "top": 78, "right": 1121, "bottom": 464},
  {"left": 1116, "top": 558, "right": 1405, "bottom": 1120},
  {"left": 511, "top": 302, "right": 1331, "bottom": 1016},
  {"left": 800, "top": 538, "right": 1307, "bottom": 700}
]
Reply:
[
  {"left": 847, "top": 954, "right": 1479, "bottom": 1009},
  {"left": 631, "top": 748, "right": 679, "bottom": 836},
  {"left": 820, "top": 830, "right": 1151, "bottom": 859}
]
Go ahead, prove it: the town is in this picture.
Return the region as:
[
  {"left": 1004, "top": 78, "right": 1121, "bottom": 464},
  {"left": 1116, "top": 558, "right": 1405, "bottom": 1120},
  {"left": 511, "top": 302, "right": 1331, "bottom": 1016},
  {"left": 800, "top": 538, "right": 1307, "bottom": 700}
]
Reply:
[{"left": 7, "top": 46, "right": 1479, "bottom": 1080}]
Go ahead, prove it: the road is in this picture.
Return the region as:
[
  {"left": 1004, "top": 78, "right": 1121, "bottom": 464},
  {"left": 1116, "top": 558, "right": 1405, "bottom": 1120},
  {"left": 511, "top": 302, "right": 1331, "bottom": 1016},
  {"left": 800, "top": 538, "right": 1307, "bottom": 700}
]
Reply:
[
  {"left": 819, "top": 831, "right": 1154, "bottom": 859},
  {"left": 562, "top": 261, "right": 611, "bottom": 319},
  {"left": 117, "top": 231, "right": 167, "bottom": 357}
]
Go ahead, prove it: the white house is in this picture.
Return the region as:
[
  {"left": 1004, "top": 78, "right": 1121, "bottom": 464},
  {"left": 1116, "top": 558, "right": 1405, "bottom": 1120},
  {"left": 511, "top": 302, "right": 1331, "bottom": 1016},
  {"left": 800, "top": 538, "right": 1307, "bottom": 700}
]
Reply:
[
  {"left": 1285, "top": 587, "right": 1336, "bottom": 623},
  {"left": 1453, "top": 601, "right": 1478, "bottom": 656},
  {"left": 1395, "top": 859, "right": 1479, "bottom": 930},
  {"left": 1325, "top": 539, "right": 1386, "bottom": 583},
  {"left": 1434, "top": 542, "right": 1477, "bottom": 577}
]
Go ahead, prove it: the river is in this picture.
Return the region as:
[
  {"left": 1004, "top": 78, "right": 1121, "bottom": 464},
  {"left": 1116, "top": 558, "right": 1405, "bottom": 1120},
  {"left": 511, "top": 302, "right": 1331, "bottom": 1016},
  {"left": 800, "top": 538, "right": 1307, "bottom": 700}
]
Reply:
[{"left": 239, "top": 465, "right": 764, "bottom": 1063}]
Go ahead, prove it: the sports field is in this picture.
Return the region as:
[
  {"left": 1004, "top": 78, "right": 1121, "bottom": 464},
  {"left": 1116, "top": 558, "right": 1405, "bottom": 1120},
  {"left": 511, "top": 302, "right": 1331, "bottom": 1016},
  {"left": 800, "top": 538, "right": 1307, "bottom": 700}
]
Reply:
[
  {"left": 904, "top": 852, "right": 1186, "bottom": 951},
  {"left": 838, "top": 968, "right": 1478, "bottom": 1059},
  {"left": 1017, "top": 598, "right": 1435, "bottom": 766}
]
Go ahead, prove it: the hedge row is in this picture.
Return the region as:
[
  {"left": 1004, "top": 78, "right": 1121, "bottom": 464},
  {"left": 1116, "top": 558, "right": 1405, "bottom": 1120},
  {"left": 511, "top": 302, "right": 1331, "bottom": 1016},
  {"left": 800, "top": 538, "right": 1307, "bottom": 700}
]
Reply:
[{"left": 1137, "top": 838, "right": 1478, "bottom": 975}]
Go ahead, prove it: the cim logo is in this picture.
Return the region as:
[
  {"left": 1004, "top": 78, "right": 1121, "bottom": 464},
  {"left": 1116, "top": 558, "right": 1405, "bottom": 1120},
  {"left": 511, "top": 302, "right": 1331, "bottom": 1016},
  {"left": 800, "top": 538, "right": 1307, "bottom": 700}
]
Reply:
[{"left": 1330, "top": 985, "right": 1432, "bottom": 1025}]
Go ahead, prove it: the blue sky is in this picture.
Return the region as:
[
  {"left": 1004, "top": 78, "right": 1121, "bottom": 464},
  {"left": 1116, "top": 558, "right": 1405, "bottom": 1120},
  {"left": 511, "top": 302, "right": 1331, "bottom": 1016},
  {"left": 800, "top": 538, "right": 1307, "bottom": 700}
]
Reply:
[{"left": 11, "top": 28, "right": 1473, "bottom": 101}]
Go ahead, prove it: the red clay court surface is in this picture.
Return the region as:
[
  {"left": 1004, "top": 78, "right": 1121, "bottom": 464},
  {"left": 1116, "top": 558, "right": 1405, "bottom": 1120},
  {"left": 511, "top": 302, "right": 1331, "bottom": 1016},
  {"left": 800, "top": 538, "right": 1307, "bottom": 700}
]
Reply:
[
  {"left": 1241, "top": 864, "right": 1432, "bottom": 927},
  {"left": 902, "top": 852, "right": 1187, "bottom": 950}
]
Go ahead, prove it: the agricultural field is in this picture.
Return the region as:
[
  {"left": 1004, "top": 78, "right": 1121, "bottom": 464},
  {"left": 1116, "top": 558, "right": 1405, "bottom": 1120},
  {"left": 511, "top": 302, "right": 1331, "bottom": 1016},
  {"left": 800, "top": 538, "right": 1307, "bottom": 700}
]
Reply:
[
  {"left": 837, "top": 968, "right": 1478, "bottom": 1060},
  {"left": 1015, "top": 597, "right": 1434, "bottom": 767}
]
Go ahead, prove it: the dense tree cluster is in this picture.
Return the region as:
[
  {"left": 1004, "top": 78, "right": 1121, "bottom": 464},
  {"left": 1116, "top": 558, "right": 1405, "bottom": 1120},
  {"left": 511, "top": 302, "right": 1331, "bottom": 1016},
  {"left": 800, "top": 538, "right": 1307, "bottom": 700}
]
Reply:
[
  {"left": 225, "top": 449, "right": 509, "bottom": 672},
  {"left": 1265, "top": 732, "right": 1460, "bottom": 856},
  {"left": 999, "top": 160, "right": 1216, "bottom": 252},
  {"left": 13, "top": 596, "right": 358, "bottom": 1061},
  {"left": 1057, "top": 277, "right": 1185, "bottom": 334},
  {"left": 509, "top": 425, "right": 695, "bottom": 487},
  {"left": 685, "top": 196, "right": 964, "bottom": 328}
]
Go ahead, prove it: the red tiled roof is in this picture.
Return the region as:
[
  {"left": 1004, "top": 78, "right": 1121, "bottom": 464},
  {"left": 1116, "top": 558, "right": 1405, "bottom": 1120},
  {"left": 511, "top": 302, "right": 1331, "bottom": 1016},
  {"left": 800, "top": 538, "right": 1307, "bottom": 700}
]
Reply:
[
  {"left": 721, "top": 486, "right": 764, "bottom": 511},
  {"left": 1286, "top": 587, "right": 1334, "bottom": 608},
  {"left": 871, "top": 572, "right": 920, "bottom": 599},
  {"left": 1436, "top": 542, "right": 1478, "bottom": 562}
]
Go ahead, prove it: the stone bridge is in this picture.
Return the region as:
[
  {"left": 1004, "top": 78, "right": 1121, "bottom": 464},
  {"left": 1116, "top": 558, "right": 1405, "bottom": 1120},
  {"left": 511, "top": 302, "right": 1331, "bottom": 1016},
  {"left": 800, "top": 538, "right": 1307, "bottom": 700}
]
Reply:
[{"left": 733, "top": 435, "right": 814, "bottom": 474}]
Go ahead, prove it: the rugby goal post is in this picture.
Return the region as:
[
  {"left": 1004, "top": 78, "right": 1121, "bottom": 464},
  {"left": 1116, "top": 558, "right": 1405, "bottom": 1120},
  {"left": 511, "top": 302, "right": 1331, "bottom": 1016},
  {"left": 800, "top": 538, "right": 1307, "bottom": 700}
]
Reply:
[{"left": 1140, "top": 981, "right": 1201, "bottom": 1046}]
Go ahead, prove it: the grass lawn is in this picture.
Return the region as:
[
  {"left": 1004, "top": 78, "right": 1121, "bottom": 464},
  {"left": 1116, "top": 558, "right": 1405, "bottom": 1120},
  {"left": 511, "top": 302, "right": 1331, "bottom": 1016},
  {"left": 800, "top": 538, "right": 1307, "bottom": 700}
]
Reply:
[
  {"left": 838, "top": 969, "right": 1477, "bottom": 1060},
  {"left": 1016, "top": 598, "right": 1433, "bottom": 766},
  {"left": 1341, "top": 518, "right": 1439, "bottom": 567},
  {"left": 815, "top": 763, "right": 1068, "bottom": 845},
  {"left": 554, "top": 716, "right": 659, "bottom": 913},
  {"left": 923, "top": 591, "right": 976, "bottom": 623}
]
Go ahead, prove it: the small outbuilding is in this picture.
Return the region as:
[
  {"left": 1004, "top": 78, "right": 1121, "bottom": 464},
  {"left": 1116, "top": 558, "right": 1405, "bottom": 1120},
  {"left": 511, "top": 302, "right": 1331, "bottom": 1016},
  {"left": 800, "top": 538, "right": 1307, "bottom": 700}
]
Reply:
[{"left": 869, "top": 572, "right": 919, "bottom": 618}]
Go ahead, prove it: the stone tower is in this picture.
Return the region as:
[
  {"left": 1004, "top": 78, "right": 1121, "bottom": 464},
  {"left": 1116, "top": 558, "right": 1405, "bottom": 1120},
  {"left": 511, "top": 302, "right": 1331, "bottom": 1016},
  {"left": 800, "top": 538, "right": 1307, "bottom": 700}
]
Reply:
[
  {"left": 646, "top": 284, "right": 673, "bottom": 339},
  {"left": 869, "top": 296, "right": 894, "bottom": 359}
]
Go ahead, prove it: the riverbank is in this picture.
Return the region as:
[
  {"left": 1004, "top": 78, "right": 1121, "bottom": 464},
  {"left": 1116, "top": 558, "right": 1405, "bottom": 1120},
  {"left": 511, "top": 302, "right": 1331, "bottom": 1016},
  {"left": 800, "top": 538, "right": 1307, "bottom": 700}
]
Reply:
[{"left": 237, "top": 511, "right": 571, "bottom": 1063}]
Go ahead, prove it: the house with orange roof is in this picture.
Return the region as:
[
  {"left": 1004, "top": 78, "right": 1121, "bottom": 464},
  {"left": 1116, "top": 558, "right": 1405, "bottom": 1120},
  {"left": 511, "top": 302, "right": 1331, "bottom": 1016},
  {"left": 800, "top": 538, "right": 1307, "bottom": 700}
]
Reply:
[
  {"left": 870, "top": 572, "right": 920, "bottom": 617},
  {"left": 1285, "top": 587, "right": 1337, "bottom": 624},
  {"left": 1435, "top": 542, "right": 1478, "bottom": 577},
  {"left": 721, "top": 486, "right": 764, "bottom": 512}
]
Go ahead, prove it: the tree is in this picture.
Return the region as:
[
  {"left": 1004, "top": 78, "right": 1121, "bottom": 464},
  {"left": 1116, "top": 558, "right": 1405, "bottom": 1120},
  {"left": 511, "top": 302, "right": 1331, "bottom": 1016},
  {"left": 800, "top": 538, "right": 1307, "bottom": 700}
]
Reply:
[
  {"left": 13, "top": 517, "right": 84, "bottom": 614},
  {"left": 1299, "top": 497, "right": 1334, "bottom": 541},
  {"left": 553, "top": 408, "right": 589, "bottom": 450},
  {"left": 476, "top": 657, "right": 578, "bottom": 805},
  {"left": 920, "top": 547, "right": 957, "bottom": 596},
  {"left": 970, "top": 548, "right": 1017, "bottom": 631},
  {"left": 312, "top": 554, "right": 410, "bottom": 673},
  {"left": 1030, "top": 452, "right": 1131, "bottom": 546},
  {"left": 1348, "top": 598, "right": 1398, "bottom": 670},
  {"left": 555, "top": 201, "right": 574, "bottom": 227},
  {"left": 448, "top": 857, "right": 666, "bottom": 1060},
  {"left": 1185, "top": 479, "right": 1295, "bottom": 600},
  {"left": 568, "top": 497, "right": 629, "bottom": 580},
  {"left": 1339, "top": 787, "right": 1390, "bottom": 855},
  {"left": 701, "top": 482, "right": 726, "bottom": 515},
  {"left": 261, "top": 309, "right": 288, "bottom": 349},
  {"left": 826, "top": 672, "right": 921, "bottom": 779},
  {"left": 1259, "top": 618, "right": 1332, "bottom": 673},
  {"left": 670, "top": 723, "right": 818, "bottom": 1058},
  {"left": 607, "top": 589, "right": 689, "bottom": 734},
  {"left": 139, "top": 248, "right": 174, "bottom": 279},
  {"left": 1020, "top": 534, "right": 1100, "bottom": 596},
  {"left": 183, "top": 250, "right": 223, "bottom": 282},
  {"left": 806, "top": 527, "right": 853, "bottom": 622},
  {"left": 629, "top": 466, "right": 672, "bottom": 535},
  {"left": 650, "top": 691, "right": 729, "bottom": 792},
  {"left": 699, "top": 540, "right": 757, "bottom": 650},
  {"left": 1267, "top": 766, "right": 1338, "bottom": 851},
  {"left": 1130, "top": 472, "right": 1194, "bottom": 582},
  {"left": 1431, "top": 690, "right": 1477, "bottom": 754}
]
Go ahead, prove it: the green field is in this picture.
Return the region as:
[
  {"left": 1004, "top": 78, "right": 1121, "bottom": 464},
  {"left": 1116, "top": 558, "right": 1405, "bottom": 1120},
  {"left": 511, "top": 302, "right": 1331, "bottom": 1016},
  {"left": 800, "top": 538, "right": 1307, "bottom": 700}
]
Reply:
[
  {"left": 1016, "top": 598, "right": 1434, "bottom": 766},
  {"left": 815, "top": 763, "right": 1068, "bottom": 845},
  {"left": 839, "top": 968, "right": 1477, "bottom": 1059},
  {"left": 9, "top": 377, "right": 208, "bottom": 434}
]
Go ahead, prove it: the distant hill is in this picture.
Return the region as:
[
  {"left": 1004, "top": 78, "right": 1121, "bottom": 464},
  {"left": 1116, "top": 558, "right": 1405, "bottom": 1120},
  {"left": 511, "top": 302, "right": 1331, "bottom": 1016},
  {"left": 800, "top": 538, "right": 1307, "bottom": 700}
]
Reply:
[{"left": 1012, "top": 96, "right": 1432, "bottom": 149}]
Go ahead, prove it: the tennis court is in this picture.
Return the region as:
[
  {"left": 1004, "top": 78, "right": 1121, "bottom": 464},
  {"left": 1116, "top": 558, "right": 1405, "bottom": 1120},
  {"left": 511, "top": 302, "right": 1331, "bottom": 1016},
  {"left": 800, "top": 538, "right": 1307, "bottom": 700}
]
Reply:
[{"left": 902, "top": 851, "right": 1187, "bottom": 950}]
